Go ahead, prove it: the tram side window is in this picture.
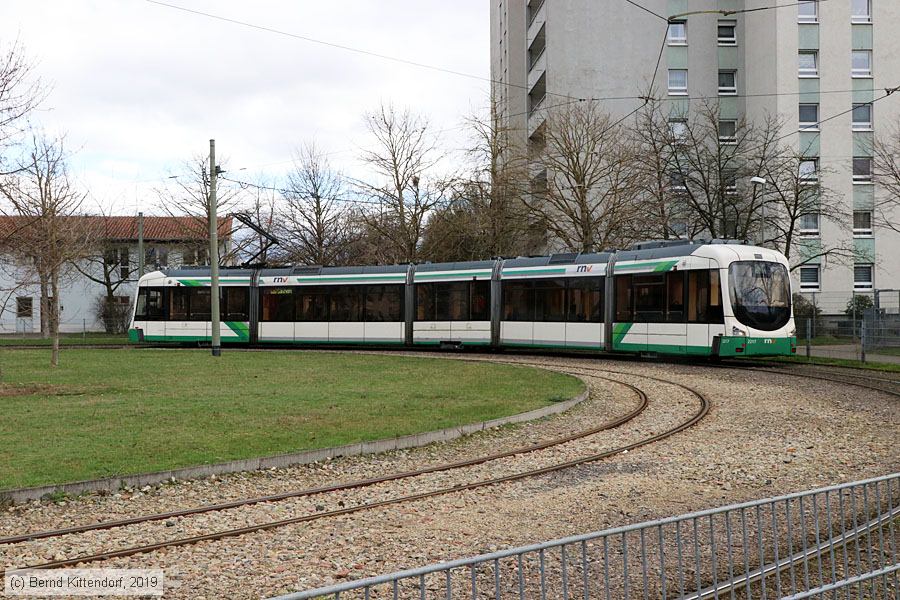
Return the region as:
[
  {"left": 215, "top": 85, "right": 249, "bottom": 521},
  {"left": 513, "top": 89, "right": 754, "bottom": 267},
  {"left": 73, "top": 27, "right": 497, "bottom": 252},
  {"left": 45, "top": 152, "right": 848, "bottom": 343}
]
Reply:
[
  {"left": 416, "top": 284, "right": 435, "bottom": 321},
  {"left": 222, "top": 287, "right": 250, "bottom": 321},
  {"left": 567, "top": 277, "right": 603, "bottom": 323},
  {"left": 503, "top": 281, "right": 534, "bottom": 321},
  {"left": 135, "top": 287, "right": 166, "bottom": 320},
  {"left": 687, "top": 270, "right": 724, "bottom": 324},
  {"left": 417, "top": 281, "right": 489, "bottom": 321},
  {"left": 534, "top": 278, "right": 566, "bottom": 322},
  {"left": 169, "top": 288, "right": 189, "bottom": 320},
  {"left": 329, "top": 285, "right": 363, "bottom": 321},
  {"left": 709, "top": 270, "right": 723, "bottom": 322},
  {"left": 633, "top": 274, "right": 666, "bottom": 323},
  {"left": 471, "top": 281, "right": 491, "bottom": 321},
  {"left": 614, "top": 275, "right": 633, "bottom": 322},
  {"left": 189, "top": 288, "right": 211, "bottom": 321},
  {"left": 435, "top": 282, "right": 469, "bottom": 321},
  {"left": 295, "top": 286, "right": 328, "bottom": 321},
  {"left": 666, "top": 272, "right": 685, "bottom": 323},
  {"left": 365, "top": 285, "right": 403, "bottom": 322},
  {"left": 260, "top": 287, "right": 295, "bottom": 321}
]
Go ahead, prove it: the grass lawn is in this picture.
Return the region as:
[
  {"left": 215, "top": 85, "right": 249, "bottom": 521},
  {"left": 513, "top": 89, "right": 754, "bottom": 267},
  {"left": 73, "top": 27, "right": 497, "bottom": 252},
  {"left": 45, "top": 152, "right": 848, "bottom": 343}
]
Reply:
[
  {"left": 0, "top": 332, "right": 131, "bottom": 346},
  {"left": 0, "top": 349, "right": 583, "bottom": 490}
]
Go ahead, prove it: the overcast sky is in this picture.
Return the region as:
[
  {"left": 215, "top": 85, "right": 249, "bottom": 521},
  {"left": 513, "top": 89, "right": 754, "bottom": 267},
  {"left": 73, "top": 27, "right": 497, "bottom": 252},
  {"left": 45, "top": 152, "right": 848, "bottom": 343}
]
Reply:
[{"left": 2, "top": 1, "right": 489, "bottom": 213}]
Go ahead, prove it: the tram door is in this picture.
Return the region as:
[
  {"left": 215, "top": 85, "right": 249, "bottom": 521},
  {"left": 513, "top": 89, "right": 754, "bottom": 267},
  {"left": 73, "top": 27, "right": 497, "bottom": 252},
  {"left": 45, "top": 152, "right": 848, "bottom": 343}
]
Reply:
[{"left": 685, "top": 265, "right": 724, "bottom": 354}]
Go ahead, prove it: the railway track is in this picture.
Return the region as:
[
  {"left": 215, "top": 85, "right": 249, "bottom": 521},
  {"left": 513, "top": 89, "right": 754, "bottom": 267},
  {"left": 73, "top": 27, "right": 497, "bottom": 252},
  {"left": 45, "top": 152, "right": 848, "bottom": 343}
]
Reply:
[
  {"left": 722, "top": 361, "right": 900, "bottom": 398},
  {"left": 2, "top": 365, "right": 709, "bottom": 572}
]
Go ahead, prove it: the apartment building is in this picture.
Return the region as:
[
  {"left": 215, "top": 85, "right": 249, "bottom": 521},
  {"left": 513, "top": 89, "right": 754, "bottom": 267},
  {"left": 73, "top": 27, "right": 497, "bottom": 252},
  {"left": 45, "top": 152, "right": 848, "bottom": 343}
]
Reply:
[{"left": 490, "top": 0, "right": 900, "bottom": 305}]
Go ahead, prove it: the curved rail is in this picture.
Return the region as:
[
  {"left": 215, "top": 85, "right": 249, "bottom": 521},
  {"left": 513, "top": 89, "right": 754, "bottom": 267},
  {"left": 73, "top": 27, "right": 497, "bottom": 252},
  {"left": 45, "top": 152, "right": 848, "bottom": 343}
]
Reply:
[
  {"left": 720, "top": 363, "right": 900, "bottom": 398},
  {"left": 11, "top": 367, "right": 710, "bottom": 570}
]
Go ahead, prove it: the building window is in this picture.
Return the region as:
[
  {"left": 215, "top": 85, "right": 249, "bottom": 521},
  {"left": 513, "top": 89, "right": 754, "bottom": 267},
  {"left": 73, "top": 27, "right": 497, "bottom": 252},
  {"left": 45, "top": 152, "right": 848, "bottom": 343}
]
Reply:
[
  {"left": 669, "top": 119, "right": 688, "bottom": 143},
  {"left": 668, "top": 69, "right": 688, "bottom": 95},
  {"left": 723, "top": 170, "right": 738, "bottom": 193},
  {"left": 799, "top": 103, "right": 819, "bottom": 129},
  {"left": 118, "top": 248, "right": 130, "bottom": 280},
  {"left": 853, "top": 157, "right": 873, "bottom": 183},
  {"left": 718, "top": 70, "right": 737, "bottom": 95},
  {"left": 145, "top": 246, "right": 169, "bottom": 268},
  {"left": 851, "top": 0, "right": 872, "bottom": 23},
  {"left": 853, "top": 264, "right": 873, "bottom": 291},
  {"left": 852, "top": 50, "right": 872, "bottom": 77},
  {"left": 799, "top": 266, "right": 820, "bottom": 291},
  {"left": 16, "top": 297, "right": 33, "bottom": 318},
  {"left": 717, "top": 20, "right": 736, "bottom": 45},
  {"left": 853, "top": 210, "right": 873, "bottom": 236},
  {"left": 667, "top": 20, "right": 687, "bottom": 45},
  {"left": 799, "top": 212, "right": 820, "bottom": 237},
  {"left": 798, "top": 51, "right": 818, "bottom": 77},
  {"left": 798, "top": 0, "right": 818, "bottom": 22},
  {"left": 852, "top": 103, "right": 872, "bottom": 130},
  {"left": 799, "top": 158, "right": 819, "bottom": 182},
  {"left": 669, "top": 171, "right": 687, "bottom": 190},
  {"left": 718, "top": 120, "right": 737, "bottom": 143}
]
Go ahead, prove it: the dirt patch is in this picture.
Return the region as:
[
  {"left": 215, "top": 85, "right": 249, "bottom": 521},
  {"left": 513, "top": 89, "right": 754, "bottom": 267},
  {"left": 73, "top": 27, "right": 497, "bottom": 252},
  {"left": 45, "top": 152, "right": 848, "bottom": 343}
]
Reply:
[{"left": 0, "top": 384, "right": 87, "bottom": 398}]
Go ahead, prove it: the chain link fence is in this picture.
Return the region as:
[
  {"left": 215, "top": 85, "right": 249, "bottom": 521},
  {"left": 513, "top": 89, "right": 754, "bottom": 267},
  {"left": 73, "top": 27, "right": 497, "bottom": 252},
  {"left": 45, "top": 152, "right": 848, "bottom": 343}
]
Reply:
[{"left": 795, "top": 290, "right": 900, "bottom": 363}]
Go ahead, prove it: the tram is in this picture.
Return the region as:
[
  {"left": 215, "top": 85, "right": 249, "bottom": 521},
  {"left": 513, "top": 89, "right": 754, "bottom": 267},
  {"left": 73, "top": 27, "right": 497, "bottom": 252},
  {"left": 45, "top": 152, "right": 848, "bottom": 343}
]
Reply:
[{"left": 129, "top": 239, "right": 796, "bottom": 357}]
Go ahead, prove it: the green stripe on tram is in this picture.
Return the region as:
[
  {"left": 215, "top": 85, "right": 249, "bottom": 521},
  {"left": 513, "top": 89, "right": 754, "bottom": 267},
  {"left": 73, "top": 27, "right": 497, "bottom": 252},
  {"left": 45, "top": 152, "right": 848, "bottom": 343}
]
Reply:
[
  {"left": 224, "top": 321, "right": 250, "bottom": 342},
  {"left": 502, "top": 267, "right": 569, "bottom": 276},
  {"left": 415, "top": 271, "right": 492, "bottom": 280},
  {"left": 612, "top": 323, "right": 632, "bottom": 347},
  {"left": 177, "top": 277, "right": 249, "bottom": 287},
  {"left": 613, "top": 260, "right": 679, "bottom": 273},
  {"left": 294, "top": 274, "right": 406, "bottom": 282}
]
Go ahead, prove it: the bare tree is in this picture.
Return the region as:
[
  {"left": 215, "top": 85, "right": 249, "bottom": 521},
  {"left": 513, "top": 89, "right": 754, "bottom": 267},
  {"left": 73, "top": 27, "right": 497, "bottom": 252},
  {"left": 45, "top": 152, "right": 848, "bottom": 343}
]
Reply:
[
  {"left": 0, "top": 131, "right": 91, "bottom": 365},
  {"left": 0, "top": 39, "right": 44, "bottom": 167},
  {"left": 154, "top": 155, "right": 243, "bottom": 265},
  {"left": 277, "top": 143, "right": 354, "bottom": 265},
  {"left": 872, "top": 119, "right": 900, "bottom": 234},
  {"left": 357, "top": 103, "right": 448, "bottom": 264},
  {"left": 423, "top": 100, "right": 542, "bottom": 261},
  {"left": 658, "top": 103, "right": 783, "bottom": 241},
  {"left": 759, "top": 147, "right": 855, "bottom": 269},
  {"left": 632, "top": 99, "right": 694, "bottom": 240},
  {"left": 526, "top": 101, "right": 643, "bottom": 253}
]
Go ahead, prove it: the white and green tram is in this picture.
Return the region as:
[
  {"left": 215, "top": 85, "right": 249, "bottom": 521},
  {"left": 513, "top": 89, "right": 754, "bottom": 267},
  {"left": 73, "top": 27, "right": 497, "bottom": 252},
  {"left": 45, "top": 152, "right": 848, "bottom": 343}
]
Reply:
[{"left": 129, "top": 240, "right": 797, "bottom": 358}]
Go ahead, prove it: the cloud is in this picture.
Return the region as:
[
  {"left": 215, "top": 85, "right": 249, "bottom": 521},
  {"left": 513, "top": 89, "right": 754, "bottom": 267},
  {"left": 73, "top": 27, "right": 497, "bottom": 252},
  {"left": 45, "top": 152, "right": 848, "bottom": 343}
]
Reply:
[{"left": 2, "top": 0, "right": 489, "bottom": 213}]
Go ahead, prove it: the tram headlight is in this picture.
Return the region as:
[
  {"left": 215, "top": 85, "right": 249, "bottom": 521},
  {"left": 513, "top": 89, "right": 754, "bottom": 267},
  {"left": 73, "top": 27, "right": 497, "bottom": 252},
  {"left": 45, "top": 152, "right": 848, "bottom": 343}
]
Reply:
[
  {"left": 789, "top": 327, "right": 796, "bottom": 337},
  {"left": 732, "top": 326, "right": 748, "bottom": 337}
]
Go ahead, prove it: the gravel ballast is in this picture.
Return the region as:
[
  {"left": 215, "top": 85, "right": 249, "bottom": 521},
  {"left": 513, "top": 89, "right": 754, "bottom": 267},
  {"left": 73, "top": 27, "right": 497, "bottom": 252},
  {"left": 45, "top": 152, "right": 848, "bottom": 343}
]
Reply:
[{"left": 1, "top": 355, "right": 897, "bottom": 599}]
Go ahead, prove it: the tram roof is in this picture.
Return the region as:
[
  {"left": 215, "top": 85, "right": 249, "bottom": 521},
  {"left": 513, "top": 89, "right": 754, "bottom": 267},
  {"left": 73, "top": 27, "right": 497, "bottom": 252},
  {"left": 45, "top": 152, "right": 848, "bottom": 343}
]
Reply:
[{"left": 157, "top": 240, "right": 755, "bottom": 279}]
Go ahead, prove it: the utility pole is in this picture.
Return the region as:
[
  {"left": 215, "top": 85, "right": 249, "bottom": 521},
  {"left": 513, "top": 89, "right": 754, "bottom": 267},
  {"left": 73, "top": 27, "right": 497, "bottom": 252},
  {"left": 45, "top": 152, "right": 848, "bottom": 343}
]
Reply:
[
  {"left": 209, "top": 139, "right": 221, "bottom": 357},
  {"left": 137, "top": 212, "right": 145, "bottom": 278}
]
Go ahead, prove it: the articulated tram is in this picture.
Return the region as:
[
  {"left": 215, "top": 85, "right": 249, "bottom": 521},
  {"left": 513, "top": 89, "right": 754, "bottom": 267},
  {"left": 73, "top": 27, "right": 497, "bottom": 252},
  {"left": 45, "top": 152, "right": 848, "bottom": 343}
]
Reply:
[{"left": 129, "top": 240, "right": 796, "bottom": 358}]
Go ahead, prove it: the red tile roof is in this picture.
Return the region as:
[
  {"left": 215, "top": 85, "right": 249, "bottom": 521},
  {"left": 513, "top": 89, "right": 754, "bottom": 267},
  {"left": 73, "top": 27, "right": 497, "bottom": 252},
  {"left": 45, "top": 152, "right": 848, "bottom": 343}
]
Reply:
[{"left": 0, "top": 215, "right": 233, "bottom": 242}]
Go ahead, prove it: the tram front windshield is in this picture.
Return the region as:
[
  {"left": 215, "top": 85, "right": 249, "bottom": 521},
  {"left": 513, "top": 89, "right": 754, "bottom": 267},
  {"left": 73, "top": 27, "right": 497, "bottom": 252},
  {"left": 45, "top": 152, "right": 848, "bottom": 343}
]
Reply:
[{"left": 728, "top": 261, "right": 791, "bottom": 332}]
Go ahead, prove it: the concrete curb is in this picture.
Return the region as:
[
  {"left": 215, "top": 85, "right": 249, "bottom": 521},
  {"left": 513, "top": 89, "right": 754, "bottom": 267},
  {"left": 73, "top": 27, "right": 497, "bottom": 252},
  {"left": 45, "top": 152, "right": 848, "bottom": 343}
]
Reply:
[{"left": 0, "top": 377, "right": 589, "bottom": 504}]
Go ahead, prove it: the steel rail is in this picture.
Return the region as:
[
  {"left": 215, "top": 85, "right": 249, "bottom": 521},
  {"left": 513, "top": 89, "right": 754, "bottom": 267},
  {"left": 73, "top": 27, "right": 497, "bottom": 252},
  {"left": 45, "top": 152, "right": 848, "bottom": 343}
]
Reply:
[
  {"left": 0, "top": 373, "right": 642, "bottom": 546},
  {"left": 12, "top": 367, "right": 710, "bottom": 570},
  {"left": 724, "top": 364, "right": 900, "bottom": 398}
]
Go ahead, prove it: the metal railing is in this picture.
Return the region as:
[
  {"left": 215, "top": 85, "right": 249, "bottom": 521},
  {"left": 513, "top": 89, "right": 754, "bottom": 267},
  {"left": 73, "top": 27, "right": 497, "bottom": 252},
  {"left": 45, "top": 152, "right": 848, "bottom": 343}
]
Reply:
[{"left": 269, "top": 473, "right": 900, "bottom": 599}]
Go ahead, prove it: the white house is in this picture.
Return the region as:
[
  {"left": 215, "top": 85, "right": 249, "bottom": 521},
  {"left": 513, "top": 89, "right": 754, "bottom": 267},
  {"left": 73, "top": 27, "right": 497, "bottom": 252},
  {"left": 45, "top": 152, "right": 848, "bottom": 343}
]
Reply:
[{"left": 0, "top": 215, "right": 233, "bottom": 334}]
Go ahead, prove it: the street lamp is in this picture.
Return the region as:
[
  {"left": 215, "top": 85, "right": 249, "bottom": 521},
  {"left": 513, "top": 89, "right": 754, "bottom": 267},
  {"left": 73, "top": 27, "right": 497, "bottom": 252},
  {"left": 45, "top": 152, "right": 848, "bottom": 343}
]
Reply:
[{"left": 751, "top": 176, "right": 768, "bottom": 246}]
